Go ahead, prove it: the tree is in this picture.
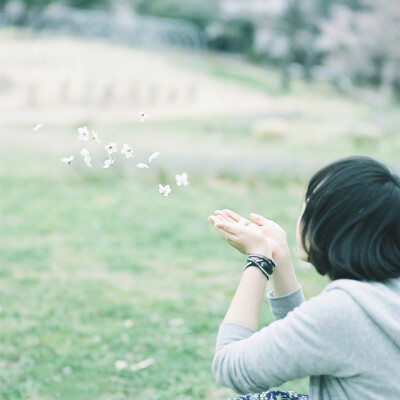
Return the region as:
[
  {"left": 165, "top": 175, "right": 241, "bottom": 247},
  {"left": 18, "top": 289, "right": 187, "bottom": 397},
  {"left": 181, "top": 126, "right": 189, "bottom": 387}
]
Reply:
[{"left": 317, "top": 0, "right": 400, "bottom": 99}]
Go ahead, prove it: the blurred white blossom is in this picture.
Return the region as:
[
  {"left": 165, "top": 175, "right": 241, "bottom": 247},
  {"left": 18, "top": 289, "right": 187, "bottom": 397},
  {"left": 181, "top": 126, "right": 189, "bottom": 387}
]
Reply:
[
  {"left": 121, "top": 144, "right": 134, "bottom": 159},
  {"left": 32, "top": 124, "right": 43, "bottom": 131},
  {"left": 80, "top": 148, "right": 92, "bottom": 167},
  {"left": 91, "top": 130, "right": 100, "bottom": 143},
  {"left": 136, "top": 163, "right": 149, "bottom": 169},
  {"left": 61, "top": 156, "right": 74, "bottom": 165},
  {"left": 105, "top": 143, "right": 117, "bottom": 154},
  {"left": 148, "top": 152, "right": 160, "bottom": 163},
  {"left": 159, "top": 184, "right": 171, "bottom": 196},
  {"left": 139, "top": 112, "right": 148, "bottom": 123},
  {"left": 103, "top": 158, "right": 115, "bottom": 168},
  {"left": 175, "top": 173, "right": 189, "bottom": 186},
  {"left": 78, "top": 126, "right": 90, "bottom": 141}
]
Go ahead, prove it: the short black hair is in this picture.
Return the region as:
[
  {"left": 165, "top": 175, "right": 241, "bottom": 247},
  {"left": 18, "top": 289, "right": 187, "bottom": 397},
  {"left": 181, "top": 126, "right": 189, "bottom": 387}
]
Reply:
[{"left": 300, "top": 155, "right": 400, "bottom": 281}]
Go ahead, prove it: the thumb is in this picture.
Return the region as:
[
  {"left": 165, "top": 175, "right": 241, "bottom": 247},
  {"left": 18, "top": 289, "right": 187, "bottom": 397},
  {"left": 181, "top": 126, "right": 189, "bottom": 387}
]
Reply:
[{"left": 250, "top": 212, "right": 266, "bottom": 226}]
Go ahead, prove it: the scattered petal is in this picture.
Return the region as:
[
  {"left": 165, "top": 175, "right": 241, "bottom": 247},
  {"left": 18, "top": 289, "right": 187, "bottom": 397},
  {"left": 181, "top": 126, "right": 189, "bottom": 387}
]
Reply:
[
  {"left": 130, "top": 358, "right": 155, "bottom": 371},
  {"left": 115, "top": 360, "right": 128, "bottom": 370},
  {"left": 105, "top": 142, "right": 118, "bottom": 154},
  {"left": 103, "top": 158, "right": 115, "bottom": 168},
  {"left": 121, "top": 144, "right": 134, "bottom": 159},
  {"left": 123, "top": 319, "right": 134, "bottom": 328},
  {"left": 175, "top": 172, "right": 189, "bottom": 186},
  {"left": 169, "top": 317, "right": 184, "bottom": 327},
  {"left": 136, "top": 163, "right": 149, "bottom": 169},
  {"left": 32, "top": 123, "right": 43, "bottom": 131},
  {"left": 80, "top": 148, "right": 90, "bottom": 157},
  {"left": 159, "top": 184, "right": 171, "bottom": 197},
  {"left": 84, "top": 156, "right": 92, "bottom": 167},
  {"left": 61, "top": 156, "right": 74, "bottom": 165},
  {"left": 139, "top": 112, "right": 148, "bottom": 123},
  {"left": 78, "top": 126, "right": 90, "bottom": 141},
  {"left": 91, "top": 130, "right": 100, "bottom": 143},
  {"left": 62, "top": 366, "right": 72, "bottom": 375},
  {"left": 148, "top": 152, "right": 160, "bottom": 163},
  {"left": 80, "top": 148, "right": 92, "bottom": 167}
]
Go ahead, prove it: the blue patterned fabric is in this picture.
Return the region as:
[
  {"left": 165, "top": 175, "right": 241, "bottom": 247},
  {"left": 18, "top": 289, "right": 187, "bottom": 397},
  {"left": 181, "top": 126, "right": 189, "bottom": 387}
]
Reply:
[{"left": 230, "top": 389, "right": 309, "bottom": 400}]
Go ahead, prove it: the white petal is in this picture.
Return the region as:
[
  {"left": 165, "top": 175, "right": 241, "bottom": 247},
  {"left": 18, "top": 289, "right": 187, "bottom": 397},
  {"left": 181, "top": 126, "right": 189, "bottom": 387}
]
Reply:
[
  {"left": 91, "top": 131, "right": 100, "bottom": 143},
  {"left": 148, "top": 152, "right": 160, "bottom": 163},
  {"left": 32, "top": 124, "right": 43, "bottom": 131},
  {"left": 61, "top": 156, "right": 74, "bottom": 164},
  {"left": 105, "top": 143, "right": 117, "bottom": 154},
  {"left": 137, "top": 163, "right": 149, "bottom": 169}
]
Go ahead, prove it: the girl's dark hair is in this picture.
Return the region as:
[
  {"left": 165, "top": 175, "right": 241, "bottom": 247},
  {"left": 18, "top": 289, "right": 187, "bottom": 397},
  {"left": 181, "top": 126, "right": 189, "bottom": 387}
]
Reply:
[{"left": 301, "top": 156, "right": 400, "bottom": 281}]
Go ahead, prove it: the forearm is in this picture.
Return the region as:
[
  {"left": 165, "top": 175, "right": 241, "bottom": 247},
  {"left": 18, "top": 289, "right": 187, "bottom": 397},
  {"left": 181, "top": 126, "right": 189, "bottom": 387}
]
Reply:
[
  {"left": 222, "top": 246, "right": 299, "bottom": 330},
  {"left": 223, "top": 267, "right": 267, "bottom": 330}
]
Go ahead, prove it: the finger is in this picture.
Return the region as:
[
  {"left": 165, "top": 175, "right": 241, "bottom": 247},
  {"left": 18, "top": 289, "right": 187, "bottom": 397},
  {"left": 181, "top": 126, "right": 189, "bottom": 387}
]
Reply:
[
  {"left": 222, "top": 209, "right": 242, "bottom": 222},
  {"left": 216, "top": 226, "right": 237, "bottom": 242},
  {"left": 208, "top": 215, "right": 217, "bottom": 225},
  {"left": 250, "top": 212, "right": 268, "bottom": 226},
  {"left": 215, "top": 221, "right": 241, "bottom": 236},
  {"left": 215, "top": 210, "right": 233, "bottom": 223},
  {"left": 238, "top": 217, "right": 251, "bottom": 226}
]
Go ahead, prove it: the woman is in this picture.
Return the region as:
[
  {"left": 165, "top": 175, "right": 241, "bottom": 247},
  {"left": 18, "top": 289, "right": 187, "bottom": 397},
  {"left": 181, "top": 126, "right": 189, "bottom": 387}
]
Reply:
[{"left": 208, "top": 156, "right": 400, "bottom": 400}]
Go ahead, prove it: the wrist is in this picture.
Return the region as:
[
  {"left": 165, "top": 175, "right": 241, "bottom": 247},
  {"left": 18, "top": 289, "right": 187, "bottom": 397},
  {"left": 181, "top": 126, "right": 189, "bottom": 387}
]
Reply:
[
  {"left": 247, "top": 238, "right": 272, "bottom": 258},
  {"left": 272, "top": 242, "right": 290, "bottom": 261}
]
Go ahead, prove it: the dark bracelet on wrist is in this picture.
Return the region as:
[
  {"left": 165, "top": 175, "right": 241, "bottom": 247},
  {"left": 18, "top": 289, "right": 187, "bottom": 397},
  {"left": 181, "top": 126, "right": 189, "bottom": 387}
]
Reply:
[{"left": 244, "top": 254, "right": 276, "bottom": 280}]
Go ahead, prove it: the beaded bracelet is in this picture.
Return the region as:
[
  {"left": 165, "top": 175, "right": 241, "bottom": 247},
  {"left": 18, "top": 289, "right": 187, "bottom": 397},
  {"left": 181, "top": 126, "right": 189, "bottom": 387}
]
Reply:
[{"left": 244, "top": 254, "right": 276, "bottom": 280}]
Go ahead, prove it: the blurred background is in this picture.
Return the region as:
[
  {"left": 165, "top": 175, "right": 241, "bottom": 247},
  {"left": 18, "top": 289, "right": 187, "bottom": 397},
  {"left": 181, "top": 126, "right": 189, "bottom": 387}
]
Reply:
[{"left": 0, "top": 0, "right": 399, "bottom": 399}]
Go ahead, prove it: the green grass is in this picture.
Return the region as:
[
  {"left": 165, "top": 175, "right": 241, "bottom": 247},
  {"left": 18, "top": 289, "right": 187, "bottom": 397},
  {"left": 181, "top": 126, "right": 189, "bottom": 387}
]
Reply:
[
  {"left": 0, "top": 144, "right": 328, "bottom": 400},
  {"left": 1, "top": 34, "right": 399, "bottom": 399}
]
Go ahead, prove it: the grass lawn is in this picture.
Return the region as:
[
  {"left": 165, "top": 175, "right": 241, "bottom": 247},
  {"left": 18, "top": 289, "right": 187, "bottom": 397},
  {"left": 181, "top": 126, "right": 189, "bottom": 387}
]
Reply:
[
  {"left": 0, "top": 142, "right": 328, "bottom": 400},
  {"left": 1, "top": 33, "right": 399, "bottom": 400}
]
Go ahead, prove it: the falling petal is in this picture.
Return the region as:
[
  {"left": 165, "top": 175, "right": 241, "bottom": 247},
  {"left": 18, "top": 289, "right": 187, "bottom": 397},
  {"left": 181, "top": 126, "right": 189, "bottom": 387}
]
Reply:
[
  {"left": 32, "top": 124, "right": 43, "bottom": 131},
  {"left": 78, "top": 126, "right": 90, "bottom": 141},
  {"left": 105, "top": 143, "right": 117, "bottom": 154},
  {"left": 103, "top": 158, "right": 115, "bottom": 168},
  {"left": 136, "top": 163, "right": 149, "bottom": 169},
  {"left": 61, "top": 156, "right": 74, "bottom": 165},
  {"left": 148, "top": 152, "right": 160, "bottom": 163},
  {"left": 175, "top": 172, "right": 189, "bottom": 186},
  {"left": 159, "top": 184, "right": 171, "bottom": 196},
  {"left": 139, "top": 112, "right": 148, "bottom": 123},
  {"left": 91, "top": 130, "right": 100, "bottom": 143}
]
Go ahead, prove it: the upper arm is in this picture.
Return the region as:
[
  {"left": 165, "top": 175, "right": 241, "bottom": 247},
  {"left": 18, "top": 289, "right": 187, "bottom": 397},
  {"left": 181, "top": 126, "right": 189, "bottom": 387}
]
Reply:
[{"left": 212, "top": 290, "right": 358, "bottom": 394}]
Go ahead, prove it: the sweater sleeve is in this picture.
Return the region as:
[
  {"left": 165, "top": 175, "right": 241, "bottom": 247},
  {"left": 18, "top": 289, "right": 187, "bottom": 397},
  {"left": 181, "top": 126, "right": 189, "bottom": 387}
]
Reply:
[
  {"left": 266, "top": 285, "right": 305, "bottom": 320},
  {"left": 212, "top": 288, "right": 357, "bottom": 395}
]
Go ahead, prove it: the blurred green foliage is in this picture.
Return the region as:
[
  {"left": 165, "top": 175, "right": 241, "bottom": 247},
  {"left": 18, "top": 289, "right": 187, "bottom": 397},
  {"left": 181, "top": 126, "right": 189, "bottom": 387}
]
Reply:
[{"left": 131, "top": 0, "right": 219, "bottom": 30}]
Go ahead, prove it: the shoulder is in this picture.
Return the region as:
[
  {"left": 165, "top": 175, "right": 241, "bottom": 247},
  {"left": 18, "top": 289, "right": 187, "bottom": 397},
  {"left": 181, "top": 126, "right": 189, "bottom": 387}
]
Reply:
[{"left": 290, "top": 280, "right": 365, "bottom": 329}]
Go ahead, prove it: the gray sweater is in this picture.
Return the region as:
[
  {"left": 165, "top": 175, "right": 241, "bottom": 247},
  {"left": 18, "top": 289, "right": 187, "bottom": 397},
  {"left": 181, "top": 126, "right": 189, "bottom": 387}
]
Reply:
[{"left": 212, "top": 278, "right": 400, "bottom": 399}]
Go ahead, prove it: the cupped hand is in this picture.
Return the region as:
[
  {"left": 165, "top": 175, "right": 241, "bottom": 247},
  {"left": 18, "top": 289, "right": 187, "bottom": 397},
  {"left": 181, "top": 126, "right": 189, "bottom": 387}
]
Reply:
[
  {"left": 208, "top": 210, "right": 272, "bottom": 257},
  {"left": 209, "top": 209, "right": 288, "bottom": 259}
]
